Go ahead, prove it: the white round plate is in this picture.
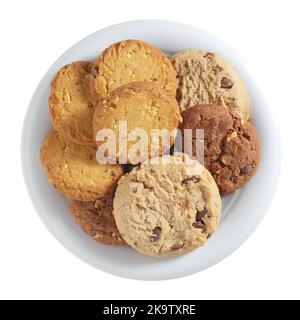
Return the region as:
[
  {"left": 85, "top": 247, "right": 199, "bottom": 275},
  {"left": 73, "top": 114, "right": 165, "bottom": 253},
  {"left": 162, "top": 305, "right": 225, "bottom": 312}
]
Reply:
[{"left": 21, "top": 20, "right": 281, "bottom": 280}]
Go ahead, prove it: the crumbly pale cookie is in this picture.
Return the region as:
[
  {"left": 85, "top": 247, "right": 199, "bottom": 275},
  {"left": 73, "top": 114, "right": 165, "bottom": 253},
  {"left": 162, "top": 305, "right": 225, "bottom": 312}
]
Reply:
[
  {"left": 40, "top": 131, "right": 123, "bottom": 201},
  {"left": 69, "top": 193, "right": 126, "bottom": 245},
  {"left": 91, "top": 40, "right": 177, "bottom": 98},
  {"left": 49, "top": 61, "right": 97, "bottom": 146},
  {"left": 93, "top": 81, "right": 181, "bottom": 164},
  {"left": 180, "top": 104, "right": 260, "bottom": 195},
  {"left": 171, "top": 50, "right": 250, "bottom": 121},
  {"left": 113, "top": 153, "right": 221, "bottom": 257}
]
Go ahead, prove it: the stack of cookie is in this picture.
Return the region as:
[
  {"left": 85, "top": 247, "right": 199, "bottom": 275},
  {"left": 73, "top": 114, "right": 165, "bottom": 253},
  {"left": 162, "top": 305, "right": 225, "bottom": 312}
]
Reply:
[{"left": 40, "top": 40, "right": 260, "bottom": 258}]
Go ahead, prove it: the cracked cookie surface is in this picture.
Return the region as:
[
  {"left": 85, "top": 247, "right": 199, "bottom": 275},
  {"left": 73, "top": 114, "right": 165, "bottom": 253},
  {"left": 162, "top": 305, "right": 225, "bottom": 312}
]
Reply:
[
  {"left": 49, "top": 61, "right": 97, "bottom": 146},
  {"left": 113, "top": 153, "right": 221, "bottom": 257},
  {"left": 93, "top": 81, "right": 181, "bottom": 164},
  {"left": 69, "top": 193, "right": 126, "bottom": 245},
  {"left": 180, "top": 104, "right": 260, "bottom": 195},
  {"left": 171, "top": 50, "right": 250, "bottom": 121},
  {"left": 91, "top": 40, "right": 177, "bottom": 98},
  {"left": 40, "top": 131, "right": 124, "bottom": 201}
]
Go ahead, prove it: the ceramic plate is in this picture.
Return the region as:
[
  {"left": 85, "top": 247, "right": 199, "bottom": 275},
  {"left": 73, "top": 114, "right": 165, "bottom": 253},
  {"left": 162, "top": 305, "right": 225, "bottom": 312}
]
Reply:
[{"left": 21, "top": 20, "right": 281, "bottom": 280}]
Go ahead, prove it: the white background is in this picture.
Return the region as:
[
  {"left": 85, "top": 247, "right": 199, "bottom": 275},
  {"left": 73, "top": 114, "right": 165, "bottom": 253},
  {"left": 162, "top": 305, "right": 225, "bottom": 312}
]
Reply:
[{"left": 0, "top": 0, "right": 299, "bottom": 300}]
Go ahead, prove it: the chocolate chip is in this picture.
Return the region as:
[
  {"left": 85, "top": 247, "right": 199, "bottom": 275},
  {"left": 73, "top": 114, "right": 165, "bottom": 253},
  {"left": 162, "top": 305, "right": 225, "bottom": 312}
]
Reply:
[
  {"left": 123, "top": 164, "right": 134, "bottom": 173},
  {"left": 207, "top": 233, "right": 212, "bottom": 239},
  {"left": 196, "top": 208, "right": 208, "bottom": 221},
  {"left": 171, "top": 243, "right": 185, "bottom": 250},
  {"left": 243, "top": 133, "right": 252, "bottom": 141},
  {"left": 192, "top": 209, "right": 208, "bottom": 229},
  {"left": 213, "top": 65, "right": 223, "bottom": 73},
  {"left": 176, "top": 88, "right": 182, "bottom": 101},
  {"left": 240, "top": 164, "right": 252, "bottom": 174},
  {"left": 182, "top": 176, "right": 200, "bottom": 185},
  {"left": 221, "top": 77, "right": 234, "bottom": 89},
  {"left": 150, "top": 227, "right": 161, "bottom": 242},
  {"left": 91, "top": 67, "right": 99, "bottom": 78},
  {"left": 193, "top": 221, "right": 205, "bottom": 229},
  {"left": 204, "top": 52, "right": 215, "bottom": 60}
]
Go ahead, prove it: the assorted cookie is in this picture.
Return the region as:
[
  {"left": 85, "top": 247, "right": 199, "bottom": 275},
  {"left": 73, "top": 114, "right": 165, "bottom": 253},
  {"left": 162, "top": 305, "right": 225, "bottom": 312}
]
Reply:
[
  {"left": 113, "top": 153, "right": 221, "bottom": 257},
  {"left": 49, "top": 61, "right": 97, "bottom": 146},
  {"left": 91, "top": 40, "right": 177, "bottom": 98},
  {"left": 93, "top": 81, "right": 181, "bottom": 163},
  {"left": 40, "top": 131, "right": 123, "bottom": 201},
  {"left": 179, "top": 104, "right": 260, "bottom": 195},
  {"left": 40, "top": 39, "right": 261, "bottom": 257},
  {"left": 69, "top": 194, "right": 126, "bottom": 245},
  {"left": 171, "top": 50, "right": 250, "bottom": 121}
]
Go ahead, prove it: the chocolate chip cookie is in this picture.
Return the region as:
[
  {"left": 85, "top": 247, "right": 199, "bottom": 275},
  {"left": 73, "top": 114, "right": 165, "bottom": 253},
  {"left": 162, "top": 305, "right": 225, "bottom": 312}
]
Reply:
[
  {"left": 69, "top": 193, "right": 126, "bottom": 245},
  {"left": 180, "top": 104, "right": 260, "bottom": 195},
  {"left": 171, "top": 50, "right": 250, "bottom": 121},
  {"left": 113, "top": 153, "right": 221, "bottom": 258}
]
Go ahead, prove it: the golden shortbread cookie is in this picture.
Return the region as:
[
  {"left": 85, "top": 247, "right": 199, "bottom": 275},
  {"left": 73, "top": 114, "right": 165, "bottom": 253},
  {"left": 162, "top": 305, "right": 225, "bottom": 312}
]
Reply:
[
  {"left": 49, "top": 61, "right": 97, "bottom": 146},
  {"left": 91, "top": 40, "right": 177, "bottom": 98},
  {"left": 93, "top": 81, "right": 181, "bottom": 164},
  {"left": 40, "top": 131, "right": 123, "bottom": 201},
  {"left": 171, "top": 50, "right": 250, "bottom": 121}
]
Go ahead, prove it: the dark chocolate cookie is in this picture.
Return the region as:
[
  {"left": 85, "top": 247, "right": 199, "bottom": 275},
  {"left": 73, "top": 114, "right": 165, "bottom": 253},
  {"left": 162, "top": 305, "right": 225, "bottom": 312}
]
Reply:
[
  {"left": 69, "top": 193, "right": 126, "bottom": 245},
  {"left": 180, "top": 104, "right": 260, "bottom": 195}
]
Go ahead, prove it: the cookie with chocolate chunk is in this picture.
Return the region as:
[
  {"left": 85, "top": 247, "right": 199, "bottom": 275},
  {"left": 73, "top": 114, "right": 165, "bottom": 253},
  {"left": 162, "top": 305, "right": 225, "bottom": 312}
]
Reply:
[
  {"left": 171, "top": 50, "right": 250, "bottom": 121},
  {"left": 180, "top": 104, "right": 260, "bottom": 195},
  {"left": 70, "top": 194, "right": 126, "bottom": 245},
  {"left": 113, "top": 153, "right": 221, "bottom": 258}
]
